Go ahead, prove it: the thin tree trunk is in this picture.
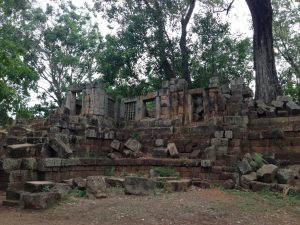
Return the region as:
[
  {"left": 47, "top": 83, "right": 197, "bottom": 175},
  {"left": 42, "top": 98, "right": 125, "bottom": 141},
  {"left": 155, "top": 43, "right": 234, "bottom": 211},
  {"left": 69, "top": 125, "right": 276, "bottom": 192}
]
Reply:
[
  {"left": 180, "top": 0, "right": 195, "bottom": 86},
  {"left": 245, "top": 0, "right": 281, "bottom": 103}
]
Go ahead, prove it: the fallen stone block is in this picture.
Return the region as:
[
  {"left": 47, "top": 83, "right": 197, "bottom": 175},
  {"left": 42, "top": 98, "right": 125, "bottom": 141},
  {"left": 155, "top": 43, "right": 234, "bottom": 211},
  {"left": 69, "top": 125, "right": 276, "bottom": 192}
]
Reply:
[
  {"left": 221, "top": 179, "right": 235, "bottom": 189},
  {"left": 167, "top": 143, "right": 179, "bottom": 158},
  {"left": 110, "top": 139, "right": 121, "bottom": 151},
  {"left": 276, "top": 96, "right": 293, "bottom": 102},
  {"left": 257, "top": 164, "right": 278, "bottom": 183},
  {"left": 152, "top": 147, "right": 168, "bottom": 158},
  {"left": 276, "top": 169, "right": 294, "bottom": 184},
  {"left": 21, "top": 192, "right": 61, "bottom": 210},
  {"left": 124, "top": 176, "right": 155, "bottom": 195},
  {"left": 286, "top": 101, "right": 300, "bottom": 115},
  {"left": 241, "top": 172, "right": 257, "bottom": 189},
  {"left": 271, "top": 100, "right": 284, "bottom": 109},
  {"left": 155, "top": 139, "right": 167, "bottom": 147},
  {"left": 50, "top": 183, "right": 71, "bottom": 198},
  {"left": 49, "top": 138, "right": 72, "bottom": 158},
  {"left": 214, "top": 131, "right": 224, "bottom": 138},
  {"left": 72, "top": 177, "right": 87, "bottom": 189},
  {"left": 237, "top": 159, "right": 253, "bottom": 175},
  {"left": 164, "top": 179, "right": 191, "bottom": 192},
  {"left": 24, "top": 181, "right": 55, "bottom": 193},
  {"left": 250, "top": 181, "right": 273, "bottom": 192},
  {"left": 104, "top": 177, "right": 125, "bottom": 188},
  {"left": 124, "top": 138, "right": 142, "bottom": 152}
]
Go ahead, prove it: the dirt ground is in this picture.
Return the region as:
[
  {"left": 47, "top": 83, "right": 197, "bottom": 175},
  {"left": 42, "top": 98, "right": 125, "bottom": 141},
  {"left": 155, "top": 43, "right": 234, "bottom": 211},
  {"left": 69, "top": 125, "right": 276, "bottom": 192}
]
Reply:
[{"left": 0, "top": 188, "right": 299, "bottom": 225}]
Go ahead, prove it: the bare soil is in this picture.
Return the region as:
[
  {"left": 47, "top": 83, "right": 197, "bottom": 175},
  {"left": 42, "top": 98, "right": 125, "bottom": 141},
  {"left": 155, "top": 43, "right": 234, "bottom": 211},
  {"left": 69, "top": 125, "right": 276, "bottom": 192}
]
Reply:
[{"left": 0, "top": 188, "right": 299, "bottom": 225}]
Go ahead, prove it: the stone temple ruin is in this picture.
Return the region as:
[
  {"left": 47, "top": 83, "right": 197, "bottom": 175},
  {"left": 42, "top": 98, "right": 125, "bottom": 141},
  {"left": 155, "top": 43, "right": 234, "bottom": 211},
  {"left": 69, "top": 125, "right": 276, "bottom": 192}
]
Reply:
[{"left": 1, "top": 77, "right": 300, "bottom": 208}]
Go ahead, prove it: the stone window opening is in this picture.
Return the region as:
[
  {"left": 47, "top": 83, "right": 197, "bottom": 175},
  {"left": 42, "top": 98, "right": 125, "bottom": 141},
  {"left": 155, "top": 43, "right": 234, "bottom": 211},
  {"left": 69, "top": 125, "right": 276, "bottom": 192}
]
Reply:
[
  {"left": 143, "top": 99, "right": 156, "bottom": 118},
  {"left": 192, "top": 94, "right": 204, "bottom": 122},
  {"left": 75, "top": 92, "right": 83, "bottom": 115},
  {"left": 107, "top": 97, "right": 115, "bottom": 119},
  {"left": 124, "top": 101, "right": 136, "bottom": 121}
]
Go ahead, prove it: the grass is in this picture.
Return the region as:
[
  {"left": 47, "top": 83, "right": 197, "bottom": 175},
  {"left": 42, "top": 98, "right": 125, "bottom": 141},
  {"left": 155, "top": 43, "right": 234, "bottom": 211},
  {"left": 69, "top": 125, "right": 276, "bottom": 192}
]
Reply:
[
  {"left": 224, "top": 188, "right": 300, "bottom": 216},
  {"left": 68, "top": 187, "right": 87, "bottom": 198},
  {"left": 152, "top": 166, "right": 179, "bottom": 178}
]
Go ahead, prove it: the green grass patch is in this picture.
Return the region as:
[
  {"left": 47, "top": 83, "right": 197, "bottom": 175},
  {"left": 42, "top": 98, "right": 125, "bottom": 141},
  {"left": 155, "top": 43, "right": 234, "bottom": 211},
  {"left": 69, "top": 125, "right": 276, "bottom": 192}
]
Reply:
[
  {"left": 68, "top": 187, "right": 87, "bottom": 198},
  {"left": 152, "top": 167, "right": 179, "bottom": 177}
]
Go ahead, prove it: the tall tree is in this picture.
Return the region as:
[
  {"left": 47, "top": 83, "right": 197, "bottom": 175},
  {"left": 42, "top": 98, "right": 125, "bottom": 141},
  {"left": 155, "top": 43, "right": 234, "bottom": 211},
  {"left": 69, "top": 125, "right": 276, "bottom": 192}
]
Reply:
[
  {"left": 0, "top": 0, "right": 38, "bottom": 125},
  {"left": 245, "top": 0, "right": 281, "bottom": 102},
  {"left": 29, "top": 0, "right": 104, "bottom": 106}
]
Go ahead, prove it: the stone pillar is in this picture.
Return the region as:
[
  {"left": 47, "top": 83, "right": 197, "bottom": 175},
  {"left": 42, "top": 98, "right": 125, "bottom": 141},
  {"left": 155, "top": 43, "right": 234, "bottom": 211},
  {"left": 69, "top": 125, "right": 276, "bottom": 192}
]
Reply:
[
  {"left": 65, "top": 91, "right": 76, "bottom": 116},
  {"left": 155, "top": 95, "right": 161, "bottom": 119}
]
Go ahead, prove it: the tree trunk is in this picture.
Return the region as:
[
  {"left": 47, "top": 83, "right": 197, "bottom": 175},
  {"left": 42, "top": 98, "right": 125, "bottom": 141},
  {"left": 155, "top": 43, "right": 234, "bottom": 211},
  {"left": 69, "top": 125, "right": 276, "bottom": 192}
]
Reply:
[
  {"left": 180, "top": 0, "right": 195, "bottom": 87},
  {"left": 245, "top": 0, "right": 281, "bottom": 103}
]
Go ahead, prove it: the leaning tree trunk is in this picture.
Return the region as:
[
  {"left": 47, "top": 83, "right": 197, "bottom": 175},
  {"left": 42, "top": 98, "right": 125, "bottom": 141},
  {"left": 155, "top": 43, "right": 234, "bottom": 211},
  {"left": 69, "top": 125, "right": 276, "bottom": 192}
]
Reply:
[{"left": 245, "top": 0, "right": 281, "bottom": 103}]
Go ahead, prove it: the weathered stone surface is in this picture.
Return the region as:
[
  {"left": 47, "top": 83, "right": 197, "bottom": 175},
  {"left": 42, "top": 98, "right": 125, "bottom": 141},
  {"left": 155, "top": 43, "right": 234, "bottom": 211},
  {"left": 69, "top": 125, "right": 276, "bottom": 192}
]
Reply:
[
  {"left": 164, "top": 179, "right": 191, "bottom": 192},
  {"left": 86, "top": 176, "right": 106, "bottom": 194},
  {"left": 257, "top": 164, "right": 278, "bottom": 183},
  {"left": 287, "top": 165, "right": 300, "bottom": 179},
  {"left": 214, "top": 131, "right": 224, "bottom": 138},
  {"left": 152, "top": 147, "right": 168, "bottom": 158},
  {"left": 276, "top": 169, "right": 294, "bottom": 184},
  {"left": 221, "top": 179, "right": 235, "bottom": 189},
  {"left": 271, "top": 100, "right": 284, "bottom": 108},
  {"left": 107, "top": 152, "right": 122, "bottom": 160},
  {"left": 21, "top": 158, "right": 37, "bottom": 170},
  {"left": 49, "top": 138, "right": 72, "bottom": 158},
  {"left": 24, "top": 181, "right": 55, "bottom": 193},
  {"left": 189, "top": 149, "right": 201, "bottom": 159},
  {"left": 276, "top": 95, "right": 293, "bottom": 102},
  {"left": 241, "top": 172, "right": 257, "bottom": 189},
  {"left": 50, "top": 183, "right": 71, "bottom": 198},
  {"left": 124, "top": 177, "right": 155, "bottom": 195},
  {"left": 104, "top": 177, "right": 125, "bottom": 188},
  {"left": 110, "top": 139, "right": 121, "bottom": 151},
  {"left": 211, "top": 138, "right": 228, "bottom": 147},
  {"left": 191, "top": 180, "right": 211, "bottom": 189},
  {"left": 203, "top": 146, "right": 216, "bottom": 161},
  {"left": 7, "top": 143, "right": 36, "bottom": 158},
  {"left": 237, "top": 159, "right": 252, "bottom": 175},
  {"left": 0, "top": 158, "right": 21, "bottom": 171},
  {"left": 216, "top": 146, "right": 228, "bottom": 156},
  {"left": 286, "top": 101, "right": 300, "bottom": 115},
  {"left": 167, "top": 143, "right": 179, "bottom": 158},
  {"left": 224, "top": 130, "right": 233, "bottom": 139},
  {"left": 124, "top": 138, "right": 142, "bottom": 152},
  {"left": 250, "top": 181, "right": 272, "bottom": 192},
  {"left": 72, "top": 177, "right": 87, "bottom": 189},
  {"left": 21, "top": 192, "right": 61, "bottom": 209},
  {"left": 201, "top": 160, "right": 212, "bottom": 168},
  {"left": 176, "top": 79, "right": 188, "bottom": 91},
  {"left": 155, "top": 139, "right": 167, "bottom": 147}
]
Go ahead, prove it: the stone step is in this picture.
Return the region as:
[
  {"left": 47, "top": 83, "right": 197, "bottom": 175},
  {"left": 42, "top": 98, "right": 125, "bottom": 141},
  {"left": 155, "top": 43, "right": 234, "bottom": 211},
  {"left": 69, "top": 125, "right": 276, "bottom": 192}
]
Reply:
[
  {"left": 24, "top": 181, "right": 55, "bottom": 193},
  {"left": 2, "top": 200, "right": 20, "bottom": 207},
  {"left": 6, "top": 188, "right": 24, "bottom": 200},
  {"left": 7, "top": 143, "right": 36, "bottom": 158}
]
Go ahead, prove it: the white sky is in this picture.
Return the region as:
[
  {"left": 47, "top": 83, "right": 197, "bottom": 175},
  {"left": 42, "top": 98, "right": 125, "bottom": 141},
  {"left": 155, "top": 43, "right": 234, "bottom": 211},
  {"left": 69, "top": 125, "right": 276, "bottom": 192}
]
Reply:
[{"left": 30, "top": 0, "right": 252, "bottom": 106}]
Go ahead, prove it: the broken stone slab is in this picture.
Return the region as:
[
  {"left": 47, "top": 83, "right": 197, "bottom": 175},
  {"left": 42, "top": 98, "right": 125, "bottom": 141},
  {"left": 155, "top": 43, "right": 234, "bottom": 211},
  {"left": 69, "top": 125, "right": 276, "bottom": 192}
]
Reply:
[
  {"left": 241, "top": 172, "right": 257, "bottom": 189},
  {"left": 7, "top": 143, "right": 36, "bottom": 158},
  {"left": 276, "top": 95, "right": 293, "bottom": 102},
  {"left": 276, "top": 169, "right": 294, "bottom": 184},
  {"left": 21, "top": 192, "right": 61, "bottom": 210},
  {"left": 0, "top": 158, "right": 21, "bottom": 171},
  {"left": 86, "top": 176, "right": 106, "bottom": 195},
  {"left": 164, "top": 179, "right": 191, "bottom": 192},
  {"left": 257, "top": 164, "right": 278, "bottom": 183},
  {"left": 155, "top": 139, "right": 167, "bottom": 147},
  {"left": 237, "top": 159, "right": 253, "bottom": 175},
  {"left": 49, "top": 138, "right": 72, "bottom": 158},
  {"left": 24, "top": 181, "right": 55, "bottom": 193},
  {"left": 72, "top": 177, "right": 87, "bottom": 190},
  {"left": 110, "top": 139, "right": 121, "bottom": 151},
  {"left": 124, "top": 176, "right": 155, "bottom": 195},
  {"left": 167, "top": 143, "right": 179, "bottom": 158},
  {"left": 286, "top": 101, "right": 300, "bottom": 115},
  {"left": 124, "top": 138, "right": 142, "bottom": 152},
  {"left": 104, "top": 177, "right": 125, "bottom": 188}
]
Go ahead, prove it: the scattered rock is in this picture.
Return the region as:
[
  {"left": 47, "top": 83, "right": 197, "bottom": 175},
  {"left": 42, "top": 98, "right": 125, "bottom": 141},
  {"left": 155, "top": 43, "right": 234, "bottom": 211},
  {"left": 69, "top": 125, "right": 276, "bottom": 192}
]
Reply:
[
  {"left": 24, "top": 181, "right": 55, "bottom": 193},
  {"left": 50, "top": 183, "right": 71, "bottom": 198},
  {"left": 237, "top": 159, "right": 253, "bottom": 175},
  {"left": 86, "top": 176, "right": 106, "bottom": 194},
  {"left": 104, "top": 177, "right": 125, "bottom": 188},
  {"left": 124, "top": 176, "right": 155, "bottom": 195},
  {"left": 286, "top": 101, "right": 300, "bottom": 115},
  {"left": 124, "top": 138, "right": 142, "bottom": 152},
  {"left": 276, "top": 169, "right": 294, "bottom": 184},
  {"left": 21, "top": 192, "right": 61, "bottom": 209},
  {"left": 72, "top": 177, "right": 87, "bottom": 189},
  {"left": 110, "top": 139, "right": 121, "bottom": 151},
  {"left": 241, "top": 172, "right": 257, "bottom": 189},
  {"left": 257, "top": 164, "right": 278, "bottom": 183},
  {"left": 167, "top": 143, "right": 179, "bottom": 158},
  {"left": 222, "top": 179, "right": 235, "bottom": 189},
  {"left": 164, "top": 179, "right": 191, "bottom": 192},
  {"left": 155, "top": 139, "right": 166, "bottom": 147}
]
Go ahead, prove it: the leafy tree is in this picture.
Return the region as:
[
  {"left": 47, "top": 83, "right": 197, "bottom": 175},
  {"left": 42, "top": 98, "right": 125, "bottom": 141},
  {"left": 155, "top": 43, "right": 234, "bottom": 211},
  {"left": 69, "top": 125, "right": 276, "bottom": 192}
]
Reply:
[
  {"left": 273, "top": 0, "right": 300, "bottom": 101},
  {"left": 0, "top": 0, "right": 38, "bottom": 125},
  {"left": 190, "top": 11, "right": 252, "bottom": 88},
  {"left": 29, "top": 0, "right": 104, "bottom": 106}
]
